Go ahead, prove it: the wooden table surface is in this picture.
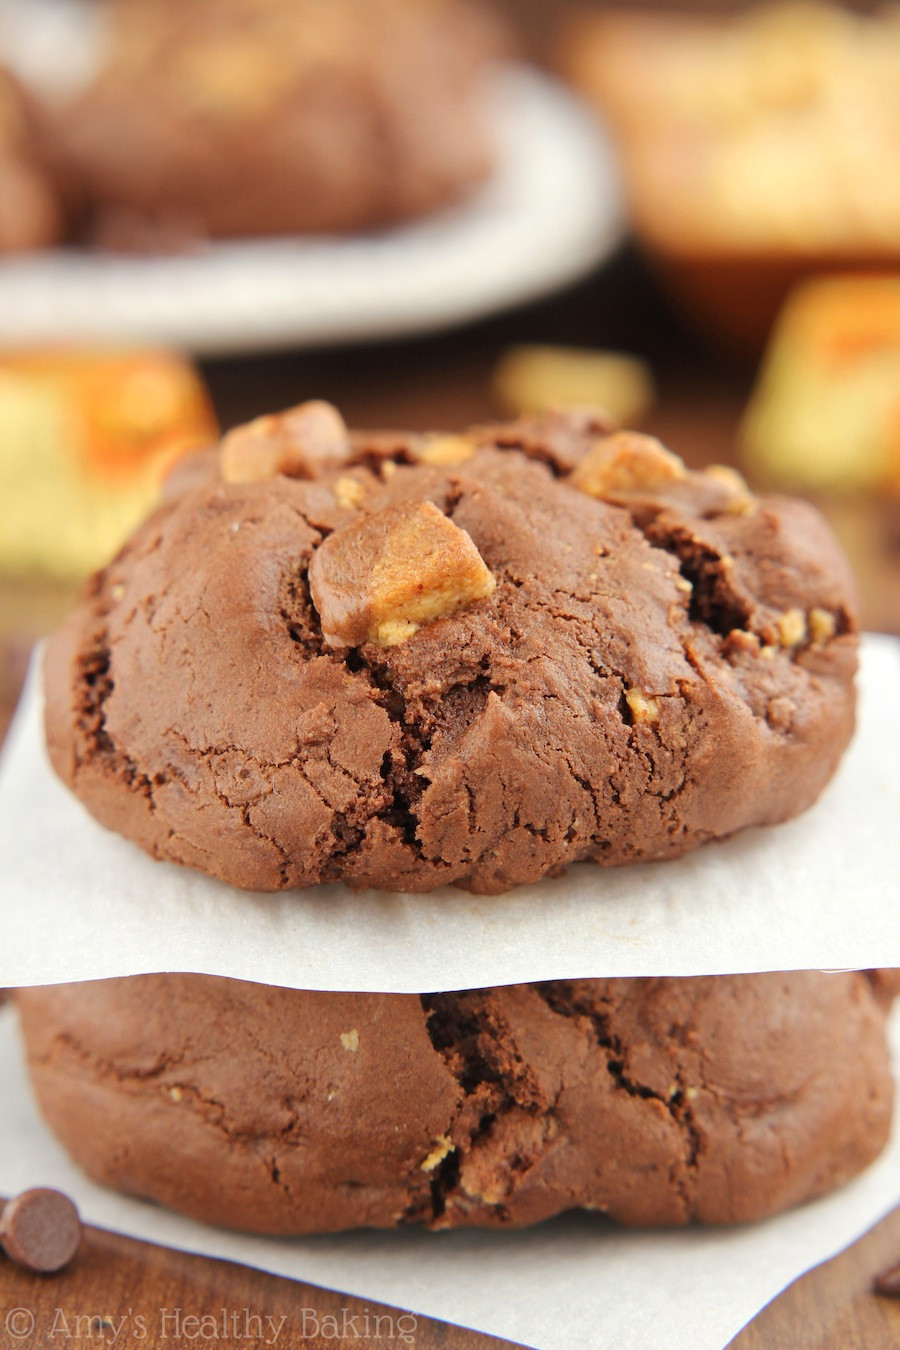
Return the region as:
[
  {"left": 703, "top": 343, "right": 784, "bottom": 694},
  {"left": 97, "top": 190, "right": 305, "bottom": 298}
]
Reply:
[{"left": 0, "top": 1192, "right": 899, "bottom": 1348}]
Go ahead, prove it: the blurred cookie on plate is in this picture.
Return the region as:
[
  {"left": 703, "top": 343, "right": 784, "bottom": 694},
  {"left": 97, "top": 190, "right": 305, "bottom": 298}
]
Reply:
[{"left": 38, "top": 0, "right": 506, "bottom": 246}]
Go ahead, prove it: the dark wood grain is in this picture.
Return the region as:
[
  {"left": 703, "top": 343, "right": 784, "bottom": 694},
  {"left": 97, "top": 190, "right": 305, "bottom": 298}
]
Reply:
[
  {"left": 728, "top": 1203, "right": 900, "bottom": 1349},
  {"left": 0, "top": 1206, "right": 525, "bottom": 1349},
  {"left": 3, "top": 1201, "right": 900, "bottom": 1349}
]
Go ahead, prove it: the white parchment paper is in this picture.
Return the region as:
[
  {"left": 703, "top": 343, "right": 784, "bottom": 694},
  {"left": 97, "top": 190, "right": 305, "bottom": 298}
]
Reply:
[
  {"left": 1, "top": 1002, "right": 899, "bottom": 1350},
  {"left": 0, "top": 634, "right": 898, "bottom": 992}
]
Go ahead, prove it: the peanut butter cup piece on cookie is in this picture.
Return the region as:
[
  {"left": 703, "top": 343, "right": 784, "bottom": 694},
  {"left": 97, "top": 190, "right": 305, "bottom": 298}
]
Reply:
[{"left": 310, "top": 499, "right": 495, "bottom": 648}]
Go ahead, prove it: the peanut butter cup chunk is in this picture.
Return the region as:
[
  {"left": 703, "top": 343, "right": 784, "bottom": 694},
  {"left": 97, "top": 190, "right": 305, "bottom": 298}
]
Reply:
[
  {"left": 310, "top": 499, "right": 496, "bottom": 648},
  {"left": 220, "top": 400, "right": 350, "bottom": 484},
  {"left": 570, "top": 430, "right": 686, "bottom": 498}
]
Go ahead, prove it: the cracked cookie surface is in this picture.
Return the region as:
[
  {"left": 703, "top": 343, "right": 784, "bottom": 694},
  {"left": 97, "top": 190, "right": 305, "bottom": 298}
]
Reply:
[
  {"left": 44, "top": 406, "right": 859, "bottom": 894},
  {"left": 16, "top": 970, "right": 895, "bottom": 1234}
]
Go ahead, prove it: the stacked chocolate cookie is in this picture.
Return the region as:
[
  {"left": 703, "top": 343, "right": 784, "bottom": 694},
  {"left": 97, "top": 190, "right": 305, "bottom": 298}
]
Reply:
[
  {"left": 17, "top": 403, "right": 896, "bottom": 1234},
  {"left": 18, "top": 0, "right": 502, "bottom": 251}
]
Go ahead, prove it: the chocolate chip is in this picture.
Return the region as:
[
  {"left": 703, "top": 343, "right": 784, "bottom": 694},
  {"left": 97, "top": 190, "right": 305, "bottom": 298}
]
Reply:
[
  {"left": 873, "top": 1260, "right": 900, "bottom": 1298},
  {"left": 0, "top": 1188, "right": 82, "bottom": 1273}
]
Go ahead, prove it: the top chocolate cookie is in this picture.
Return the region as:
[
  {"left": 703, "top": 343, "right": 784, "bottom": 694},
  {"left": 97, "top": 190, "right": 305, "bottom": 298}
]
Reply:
[
  {"left": 37, "top": 0, "right": 501, "bottom": 245},
  {"left": 44, "top": 403, "right": 858, "bottom": 895}
]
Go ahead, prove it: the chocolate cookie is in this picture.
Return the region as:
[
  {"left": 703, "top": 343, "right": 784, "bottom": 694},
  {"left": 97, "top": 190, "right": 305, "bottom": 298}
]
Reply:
[
  {"left": 16, "top": 970, "right": 895, "bottom": 1234},
  {"left": 39, "top": 0, "right": 501, "bottom": 245},
  {"left": 44, "top": 402, "right": 858, "bottom": 895}
]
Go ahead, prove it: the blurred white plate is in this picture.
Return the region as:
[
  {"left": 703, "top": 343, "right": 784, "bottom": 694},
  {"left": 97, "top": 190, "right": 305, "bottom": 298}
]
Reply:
[{"left": 0, "top": 67, "right": 623, "bottom": 356}]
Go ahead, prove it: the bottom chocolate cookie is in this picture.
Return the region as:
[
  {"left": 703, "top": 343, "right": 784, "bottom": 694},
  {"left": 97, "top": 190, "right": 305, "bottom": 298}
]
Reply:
[{"left": 16, "top": 971, "right": 896, "bottom": 1235}]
